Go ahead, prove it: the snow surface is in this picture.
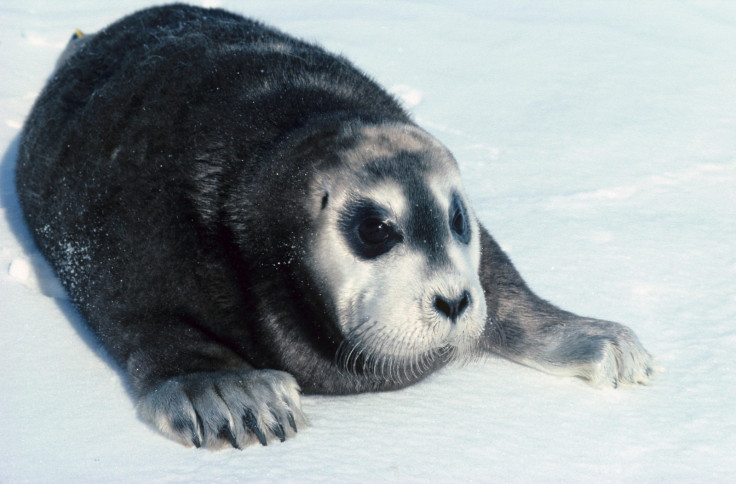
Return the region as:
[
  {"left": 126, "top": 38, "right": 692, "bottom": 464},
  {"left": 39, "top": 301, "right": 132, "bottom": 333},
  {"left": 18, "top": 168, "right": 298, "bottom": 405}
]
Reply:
[{"left": 1, "top": 1, "right": 735, "bottom": 482}]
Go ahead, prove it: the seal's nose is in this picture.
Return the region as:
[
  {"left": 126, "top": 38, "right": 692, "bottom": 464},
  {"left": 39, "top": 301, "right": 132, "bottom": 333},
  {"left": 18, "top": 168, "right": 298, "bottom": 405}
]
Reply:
[{"left": 433, "top": 290, "right": 470, "bottom": 323}]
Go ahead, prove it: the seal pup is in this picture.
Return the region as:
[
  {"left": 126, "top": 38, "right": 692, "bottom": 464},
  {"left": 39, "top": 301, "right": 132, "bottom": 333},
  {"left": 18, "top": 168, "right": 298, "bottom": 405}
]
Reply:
[{"left": 16, "top": 4, "right": 653, "bottom": 449}]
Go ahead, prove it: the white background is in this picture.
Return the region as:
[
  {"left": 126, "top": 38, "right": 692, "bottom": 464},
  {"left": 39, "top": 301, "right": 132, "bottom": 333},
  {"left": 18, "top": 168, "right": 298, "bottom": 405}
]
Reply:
[{"left": 1, "top": 1, "right": 735, "bottom": 482}]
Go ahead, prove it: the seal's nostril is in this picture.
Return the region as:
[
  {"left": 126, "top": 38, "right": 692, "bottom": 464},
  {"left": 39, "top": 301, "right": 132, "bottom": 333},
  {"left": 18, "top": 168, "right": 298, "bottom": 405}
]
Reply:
[
  {"left": 434, "top": 291, "right": 471, "bottom": 323},
  {"left": 434, "top": 296, "right": 453, "bottom": 319}
]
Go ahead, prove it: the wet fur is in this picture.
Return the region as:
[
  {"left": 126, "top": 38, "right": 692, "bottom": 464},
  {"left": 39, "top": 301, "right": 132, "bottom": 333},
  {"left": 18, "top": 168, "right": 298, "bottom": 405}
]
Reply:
[{"left": 16, "top": 4, "right": 653, "bottom": 449}]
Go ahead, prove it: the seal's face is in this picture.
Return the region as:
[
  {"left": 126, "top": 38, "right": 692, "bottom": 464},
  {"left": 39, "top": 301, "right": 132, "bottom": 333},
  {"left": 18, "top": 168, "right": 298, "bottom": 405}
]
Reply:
[{"left": 308, "top": 123, "right": 487, "bottom": 377}]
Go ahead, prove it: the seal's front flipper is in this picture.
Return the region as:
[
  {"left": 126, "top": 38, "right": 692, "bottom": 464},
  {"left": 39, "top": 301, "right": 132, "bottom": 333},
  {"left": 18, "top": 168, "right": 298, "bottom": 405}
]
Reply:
[
  {"left": 506, "top": 317, "right": 654, "bottom": 388},
  {"left": 137, "top": 369, "right": 308, "bottom": 449},
  {"left": 477, "top": 226, "right": 654, "bottom": 387}
]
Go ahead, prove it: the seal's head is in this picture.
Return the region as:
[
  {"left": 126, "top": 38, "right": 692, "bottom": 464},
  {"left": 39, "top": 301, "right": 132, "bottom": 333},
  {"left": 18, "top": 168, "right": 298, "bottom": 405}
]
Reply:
[{"left": 308, "top": 123, "right": 487, "bottom": 380}]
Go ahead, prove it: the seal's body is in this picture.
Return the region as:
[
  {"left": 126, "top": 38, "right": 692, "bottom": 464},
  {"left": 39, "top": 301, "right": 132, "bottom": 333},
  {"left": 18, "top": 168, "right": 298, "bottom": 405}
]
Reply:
[{"left": 16, "top": 5, "right": 653, "bottom": 449}]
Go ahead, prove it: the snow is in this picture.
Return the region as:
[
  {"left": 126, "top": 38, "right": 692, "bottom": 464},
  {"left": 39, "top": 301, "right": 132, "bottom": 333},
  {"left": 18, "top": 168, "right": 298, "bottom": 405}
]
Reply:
[{"left": 1, "top": 0, "right": 735, "bottom": 482}]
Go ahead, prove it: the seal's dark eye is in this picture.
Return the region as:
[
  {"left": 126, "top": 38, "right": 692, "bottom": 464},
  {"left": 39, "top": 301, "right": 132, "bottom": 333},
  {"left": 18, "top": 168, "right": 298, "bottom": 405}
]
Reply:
[
  {"left": 358, "top": 218, "right": 392, "bottom": 245},
  {"left": 339, "top": 202, "right": 402, "bottom": 259},
  {"left": 452, "top": 210, "right": 465, "bottom": 236},
  {"left": 450, "top": 195, "right": 470, "bottom": 244}
]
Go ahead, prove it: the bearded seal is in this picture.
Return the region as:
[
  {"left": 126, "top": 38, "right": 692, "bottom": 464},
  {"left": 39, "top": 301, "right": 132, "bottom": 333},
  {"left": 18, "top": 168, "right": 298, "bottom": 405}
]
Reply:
[{"left": 15, "top": 4, "right": 653, "bottom": 449}]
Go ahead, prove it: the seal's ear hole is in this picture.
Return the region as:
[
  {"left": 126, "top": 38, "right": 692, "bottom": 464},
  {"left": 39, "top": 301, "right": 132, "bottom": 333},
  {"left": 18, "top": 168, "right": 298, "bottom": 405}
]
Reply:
[{"left": 321, "top": 191, "right": 329, "bottom": 210}]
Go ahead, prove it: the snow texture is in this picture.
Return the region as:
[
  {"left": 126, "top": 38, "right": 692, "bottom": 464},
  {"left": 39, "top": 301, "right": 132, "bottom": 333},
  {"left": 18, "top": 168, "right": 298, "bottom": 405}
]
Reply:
[{"left": 1, "top": 1, "right": 735, "bottom": 482}]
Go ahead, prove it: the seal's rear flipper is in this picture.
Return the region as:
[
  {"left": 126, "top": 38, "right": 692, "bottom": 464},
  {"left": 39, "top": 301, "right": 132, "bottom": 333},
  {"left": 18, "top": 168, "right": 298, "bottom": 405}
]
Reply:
[{"left": 54, "top": 29, "right": 93, "bottom": 72}]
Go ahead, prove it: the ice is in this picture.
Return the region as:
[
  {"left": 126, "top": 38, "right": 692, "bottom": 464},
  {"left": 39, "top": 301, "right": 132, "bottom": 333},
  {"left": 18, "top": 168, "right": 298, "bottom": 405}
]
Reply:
[
  {"left": 7, "top": 254, "right": 68, "bottom": 299},
  {"left": 1, "top": 1, "right": 735, "bottom": 482},
  {"left": 389, "top": 84, "right": 424, "bottom": 108},
  {"left": 7, "top": 256, "right": 30, "bottom": 283}
]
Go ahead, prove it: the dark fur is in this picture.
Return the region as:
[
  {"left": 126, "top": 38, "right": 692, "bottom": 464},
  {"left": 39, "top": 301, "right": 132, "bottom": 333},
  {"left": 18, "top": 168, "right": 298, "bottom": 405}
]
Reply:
[{"left": 17, "top": 4, "right": 651, "bottom": 449}]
